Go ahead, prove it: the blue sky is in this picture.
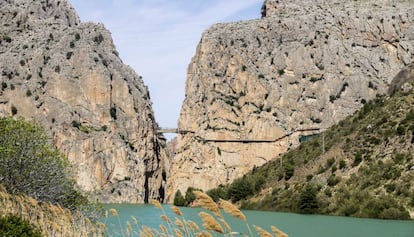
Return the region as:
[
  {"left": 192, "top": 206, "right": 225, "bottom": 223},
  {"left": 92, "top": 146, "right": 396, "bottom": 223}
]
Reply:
[{"left": 69, "top": 0, "right": 263, "bottom": 138}]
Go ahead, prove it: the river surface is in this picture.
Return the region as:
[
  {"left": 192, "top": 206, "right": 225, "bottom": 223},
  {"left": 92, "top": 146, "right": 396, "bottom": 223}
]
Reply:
[{"left": 102, "top": 204, "right": 414, "bottom": 237}]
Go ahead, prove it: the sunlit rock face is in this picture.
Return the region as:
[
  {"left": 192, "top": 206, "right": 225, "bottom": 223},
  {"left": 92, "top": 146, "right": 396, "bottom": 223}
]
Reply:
[
  {"left": 167, "top": 0, "right": 414, "bottom": 200},
  {"left": 0, "top": 0, "right": 169, "bottom": 203}
]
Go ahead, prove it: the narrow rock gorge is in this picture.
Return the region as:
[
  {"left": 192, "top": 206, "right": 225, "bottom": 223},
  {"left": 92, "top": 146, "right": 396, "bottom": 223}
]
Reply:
[
  {"left": 167, "top": 0, "right": 414, "bottom": 200},
  {"left": 0, "top": 0, "right": 169, "bottom": 203}
]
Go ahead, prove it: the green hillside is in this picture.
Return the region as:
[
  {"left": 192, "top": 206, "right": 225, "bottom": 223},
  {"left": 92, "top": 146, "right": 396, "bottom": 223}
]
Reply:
[{"left": 206, "top": 69, "right": 414, "bottom": 220}]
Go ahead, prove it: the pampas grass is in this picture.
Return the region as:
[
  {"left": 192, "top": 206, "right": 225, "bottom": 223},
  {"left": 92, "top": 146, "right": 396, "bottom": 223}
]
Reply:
[
  {"left": 142, "top": 192, "right": 289, "bottom": 237},
  {"left": 0, "top": 186, "right": 104, "bottom": 237},
  {"left": 99, "top": 193, "right": 290, "bottom": 237},
  {"left": 198, "top": 212, "right": 225, "bottom": 234}
]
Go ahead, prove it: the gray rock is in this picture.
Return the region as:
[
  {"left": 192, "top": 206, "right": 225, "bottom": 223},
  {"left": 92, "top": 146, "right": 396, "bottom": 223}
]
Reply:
[
  {"left": 0, "top": 0, "right": 169, "bottom": 203},
  {"left": 167, "top": 0, "right": 414, "bottom": 200},
  {"left": 388, "top": 62, "right": 414, "bottom": 95}
]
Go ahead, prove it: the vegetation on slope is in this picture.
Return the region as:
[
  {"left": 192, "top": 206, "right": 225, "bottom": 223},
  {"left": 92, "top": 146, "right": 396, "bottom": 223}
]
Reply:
[
  {"left": 0, "top": 117, "right": 88, "bottom": 211},
  {"left": 0, "top": 117, "right": 103, "bottom": 236},
  {"left": 0, "top": 214, "right": 42, "bottom": 237},
  {"left": 206, "top": 86, "right": 414, "bottom": 220}
]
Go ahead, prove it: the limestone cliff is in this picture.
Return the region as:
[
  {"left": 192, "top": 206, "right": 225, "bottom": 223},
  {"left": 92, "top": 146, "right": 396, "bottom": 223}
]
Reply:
[
  {"left": 168, "top": 0, "right": 414, "bottom": 200},
  {"left": 0, "top": 0, "right": 169, "bottom": 203}
]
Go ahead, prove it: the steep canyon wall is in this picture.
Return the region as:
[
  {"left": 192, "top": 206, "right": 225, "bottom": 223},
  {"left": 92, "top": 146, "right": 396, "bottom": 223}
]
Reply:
[{"left": 167, "top": 0, "right": 414, "bottom": 199}]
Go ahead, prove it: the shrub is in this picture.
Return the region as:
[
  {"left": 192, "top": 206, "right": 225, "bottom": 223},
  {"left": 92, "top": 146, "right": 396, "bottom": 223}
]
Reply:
[
  {"left": 66, "top": 51, "right": 73, "bottom": 60},
  {"left": 327, "top": 175, "right": 341, "bottom": 186},
  {"left": 4, "top": 36, "right": 12, "bottom": 43},
  {"left": 299, "top": 184, "right": 319, "bottom": 214},
  {"left": 0, "top": 215, "right": 42, "bottom": 237},
  {"left": 110, "top": 107, "right": 117, "bottom": 120},
  {"left": 184, "top": 187, "right": 202, "bottom": 205},
  {"left": 11, "top": 105, "right": 17, "bottom": 115},
  {"left": 93, "top": 34, "right": 104, "bottom": 44},
  {"left": 253, "top": 175, "right": 266, "bottom": 191},
  {"left": 352, "top": 152, "right": 362, "bottom": 167},
  {"left": 71, "top": 120, "right": 80, "bottom": 129},
  {"left": 207, "top": 185, "right": 228, "bottom": 202},
  {"left": 326, "top": 158, "right": 335, "bottom": 168},
  {"left": 0, "top": 118, "right": 88, "bottom": 211},
  {"left": 339, "top": 160, "right": 346, "bottom": 169},
  {"left": 173, "top": 190, "right": 186, "bottom": 206},
  {"left": 284, "top": 163, "right": 295, "bottom": 180},
  {"left": 228, "top": 177, "right": 254, "bottom": 202},
  {"left": 396, "top": 125, "right": 406, "bottom": 135}
]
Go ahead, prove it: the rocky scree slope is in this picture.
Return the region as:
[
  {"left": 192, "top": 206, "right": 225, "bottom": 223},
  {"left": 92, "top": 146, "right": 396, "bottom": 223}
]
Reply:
[
  {"left": 168, "top": 0, "right": 414, "bottom": 199},
  {"left": 0, "top": 0, "right": 169, "bottom": 203},
  {"left": 216, "top": 63, "right": 414, "bottom": 220}
]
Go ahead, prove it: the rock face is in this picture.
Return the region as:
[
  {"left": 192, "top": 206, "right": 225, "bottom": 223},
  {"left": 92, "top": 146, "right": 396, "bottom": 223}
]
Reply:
[
  {"left": 388, "top": 62, "right": 414, "bottom": 95},
  {"left": 0, "top": 0, "right": 169, "bottom": 203},
  {"left": 167, "top": 0, "right": 414, "bottom": 200}
]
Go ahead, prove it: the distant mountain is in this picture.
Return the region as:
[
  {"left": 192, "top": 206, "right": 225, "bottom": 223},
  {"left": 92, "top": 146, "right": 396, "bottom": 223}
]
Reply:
[
  {"left": 167, "top": 0, "right": 414, "bottom": 201},
  {"left": 0, "top": 0, "right": 169, "bottom": 203},
  {"left": 207, "top": 63, "right": 414, "bottom": 220}
]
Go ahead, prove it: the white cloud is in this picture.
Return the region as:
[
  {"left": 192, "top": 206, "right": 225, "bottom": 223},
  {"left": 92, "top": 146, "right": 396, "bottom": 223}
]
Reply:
[{"left": 70, "top": 0, "right": 262, "bottom": 139}]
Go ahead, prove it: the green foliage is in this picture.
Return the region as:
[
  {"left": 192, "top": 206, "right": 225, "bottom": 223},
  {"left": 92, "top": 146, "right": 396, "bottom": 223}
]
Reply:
[
  {"left": 0, "top": 215, "right": 42, "bottom": 237},
  {"left": 173, "top": 190, "right": 186, "bottom": 206},
  {"left": 173, "top": 187, "right": 202, "bottom": 206},
  {"left": 361, "top": 196, "right": 410, "bottom": 220},
  {"left": 228, "top": 177, "right": 254, "bottom": 202},
  {"left": 326, "top": 158, "right": 335, "bottom": 168},
  {"left": 298, "top": 184, "right": 319, "bottom": 214},
  {"left": 184, "top": 187, "right": 200, "bottom": 205},
  {"left": 327, "top": 175, "right": 341, "bottom": 187},
  {"left": 206, "top": 185, "right": 228, "bottom": 202},
  {"left": 71, "top": 120, "right": 80, "bottom": 129},
  {"left": 284, "top": 163, "right": 295, "bottom": 180},
  {"left": 352, "top": 152, "right": 362, "bottom": 167},
  {"left": 0, "top": 117, "right": 88, "bottom": 211},
  {"left": 208, "top": 88, "right": 414, "bottom": 220}
]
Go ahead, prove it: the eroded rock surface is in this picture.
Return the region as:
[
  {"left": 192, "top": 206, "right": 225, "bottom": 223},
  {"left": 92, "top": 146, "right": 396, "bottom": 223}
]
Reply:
[
  {"left": 167, "top": 0, "right": 414, "bottom": 200},
  {"left": 0, "top": 0, "right": 169, "bottom": 203}
]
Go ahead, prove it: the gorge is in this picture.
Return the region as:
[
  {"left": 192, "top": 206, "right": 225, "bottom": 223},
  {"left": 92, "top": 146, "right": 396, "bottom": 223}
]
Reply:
[
  {"left": 1, "top": 0, "right": 413, "bottom": 208},
  {"left": 167, "top": 0, "right": 414, "bottom": 200}
]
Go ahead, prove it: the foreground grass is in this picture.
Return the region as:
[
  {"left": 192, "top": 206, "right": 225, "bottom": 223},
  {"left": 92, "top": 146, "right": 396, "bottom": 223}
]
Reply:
[
  {"left": 0, "top": 186, "right": 104, "bottom": 237},
  {"left": 105, "top": 191, "right": 288, "bottom": 237},
  {"left": 1, "top": 187, "right": 288, "bottom": 237}
]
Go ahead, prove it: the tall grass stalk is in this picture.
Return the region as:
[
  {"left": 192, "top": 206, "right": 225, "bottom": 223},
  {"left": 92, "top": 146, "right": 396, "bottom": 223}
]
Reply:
[{"left": 0, "top": 186, "right": 104, "bottom": 237}]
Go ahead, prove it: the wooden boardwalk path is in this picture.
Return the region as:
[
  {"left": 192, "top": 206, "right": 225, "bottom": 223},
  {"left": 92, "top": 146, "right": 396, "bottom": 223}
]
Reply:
[{"left": 157, "top": 127, "right": 322, "bottom": 143}]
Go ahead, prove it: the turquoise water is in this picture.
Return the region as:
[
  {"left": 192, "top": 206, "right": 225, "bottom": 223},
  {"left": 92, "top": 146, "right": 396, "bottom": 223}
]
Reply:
[{"left": 102, "top": 204, "right": 414, "bottom": 237}]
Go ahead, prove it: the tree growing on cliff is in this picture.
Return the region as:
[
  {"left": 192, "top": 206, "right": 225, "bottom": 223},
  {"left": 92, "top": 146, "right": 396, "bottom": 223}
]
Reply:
[
  {"left": 298, "top": 184, "right": 319, "bottom": 214},
  {"left": 0, "top": 117, "right": 87, "bottom": 211}
]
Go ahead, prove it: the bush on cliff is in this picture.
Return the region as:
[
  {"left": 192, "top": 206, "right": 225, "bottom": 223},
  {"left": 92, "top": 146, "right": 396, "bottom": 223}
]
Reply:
[
  {"left": 0, "top": 117, "right": 88, "bottom": 211},
  {"left": 0, "top": 215, "right": 42, "bottom": 237}
]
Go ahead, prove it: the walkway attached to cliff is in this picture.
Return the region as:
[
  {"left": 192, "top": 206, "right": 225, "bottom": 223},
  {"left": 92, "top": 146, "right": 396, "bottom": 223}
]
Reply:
[
  {"left": 157, "top": 127, "right": 323, "bottom": 143},
  {"left": 157, "top": 128, "right": 195, "bottom": 134}
]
